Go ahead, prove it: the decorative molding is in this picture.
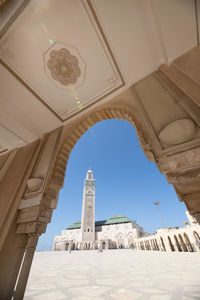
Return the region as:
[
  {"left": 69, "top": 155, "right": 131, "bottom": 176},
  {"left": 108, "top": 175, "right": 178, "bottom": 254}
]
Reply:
[
  {"left": 158, "top": 146, "right": 200, "bottom": 174},
  {"left": 0, "top": 58, "right": 63, "bottom": 121},
  {"left": 0, "top": 148, "right": 17, "bottom": 181},
  {"left": 0, "top": 0, "right": 30, "bottom": 39},
  {"left": 158, "top": 118, "right": 196, "bottom": 146},
  {"left": 86, "top": 0, "right": 125, "bottom": 85},
  {"left": 0, "top": 122, "right": 27, "bottom": 144},
  {"left": 155, "top": 69, "right": 200, "bottom": 128},
  {"left": 16, "top": 128, "right": 62, "bottom": 234},
  {"left": 194, "top": 0, "right": 199, "bottom": 45},
  {"left": 26, "top": 177, "right": 43, "bottom": 192},
  {"left": 24, "top": 128, "right": 62, "bottom": 198},
  {"left": 182, "top": 192, "right": 200, "bottom": 213},
  {"left": 131, "top": 83, "right": 163, "bottom": 155},
  {"left": 167, "top": 170, "right": 200, "bottom": 185},
  {"left": 16, "top": 221, "right": 47, "bottom": 234}
]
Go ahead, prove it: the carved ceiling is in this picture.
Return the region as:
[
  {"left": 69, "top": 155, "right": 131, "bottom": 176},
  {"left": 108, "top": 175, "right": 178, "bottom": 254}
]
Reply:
[
  {"left": 0, "top": 0, "right": 199, "bottom": 153},
  {"left": 0, "top": 0, "right": 125, "bottom": 122}
]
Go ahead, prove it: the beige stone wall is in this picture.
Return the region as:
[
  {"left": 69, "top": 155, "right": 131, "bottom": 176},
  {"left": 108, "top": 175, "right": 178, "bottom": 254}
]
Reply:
[{"left": 0, "top": 141, "right": 39, "bottom": 251}]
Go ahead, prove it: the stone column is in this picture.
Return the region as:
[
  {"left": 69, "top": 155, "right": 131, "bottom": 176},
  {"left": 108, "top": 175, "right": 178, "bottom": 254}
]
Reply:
[
  {"left": 12, "top": 127, "right": 62, "bottom": 298},
  {"left": 0, "top": 213, "right": 28, "bottom": 300},
  {"left": 13, "top": 234, "right": 39, "bottom": 300}
]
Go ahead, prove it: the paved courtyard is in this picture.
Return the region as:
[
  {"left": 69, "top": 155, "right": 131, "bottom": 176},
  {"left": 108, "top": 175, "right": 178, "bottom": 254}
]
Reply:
[{"left": 24, "top": 250, "right": 200, "bottom": 300}]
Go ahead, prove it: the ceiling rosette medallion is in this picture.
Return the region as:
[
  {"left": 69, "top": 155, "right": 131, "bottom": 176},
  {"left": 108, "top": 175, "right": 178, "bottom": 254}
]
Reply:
[
  {"left": 47, "top": 48, "right": 81, "bottom": 86},
  {"left": 44, "top": 42, "right": 86, "bottom": 90}
]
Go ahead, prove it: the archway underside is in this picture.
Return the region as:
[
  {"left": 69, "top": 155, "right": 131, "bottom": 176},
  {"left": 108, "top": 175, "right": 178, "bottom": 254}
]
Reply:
[{"left": 50, "top": 106, "right": 150, "bottom": 189}]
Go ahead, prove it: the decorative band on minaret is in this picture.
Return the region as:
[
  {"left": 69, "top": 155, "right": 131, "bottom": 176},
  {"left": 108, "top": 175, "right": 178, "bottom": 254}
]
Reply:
[{"left": 81, "top": 169, "right": 95, "bottom": 241}]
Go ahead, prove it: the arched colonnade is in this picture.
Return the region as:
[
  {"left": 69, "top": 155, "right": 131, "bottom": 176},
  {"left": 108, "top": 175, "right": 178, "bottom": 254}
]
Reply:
[{"left": 136, "top": 229, "right": 200, "bottom": 253}]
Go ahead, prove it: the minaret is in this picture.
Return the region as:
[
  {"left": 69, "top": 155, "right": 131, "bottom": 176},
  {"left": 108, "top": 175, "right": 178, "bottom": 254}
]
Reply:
[{"left": 81, "top": 169, "right": 95, "bottom": 241}]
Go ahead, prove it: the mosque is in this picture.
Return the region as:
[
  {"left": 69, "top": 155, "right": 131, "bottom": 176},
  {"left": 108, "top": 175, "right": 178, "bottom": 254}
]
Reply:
[
  {"left": 53, "top": 169, "right": 145, "bottom": 251},
  {"left": 53, "top": 169, "right": 200, "bottom": 252}
]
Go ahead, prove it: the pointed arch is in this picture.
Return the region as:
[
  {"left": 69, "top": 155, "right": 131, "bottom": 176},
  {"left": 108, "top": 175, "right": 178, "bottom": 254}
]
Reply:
[
  {"left": 160, "top": 237, "right": 166, "bottom": 251},
  {"left": 174, "top": 235, "right": 182, "bottom": 252},
  {"left": 49, "top": 106, "right": 153, "bottom": 189},
  {"left": 193, "top": 231, "right": 200, "bottom": 243},
  {"left": 168, "top": 236, "right": 175, "bottom": 251},
  {"left": 183, "top": 233, "right": 194, "bottom": 252},
  {"left": 65, "top": 242, "right": 69, "bottom": 251},
  {"left": 178, "top": 234, "right": 188, "bottom": 252},
  {"left": 154, "top": 239, "right": 159, "bottom": 250},
  {"left": 193, "top": 231, "right": 200, "bottom": 250}
]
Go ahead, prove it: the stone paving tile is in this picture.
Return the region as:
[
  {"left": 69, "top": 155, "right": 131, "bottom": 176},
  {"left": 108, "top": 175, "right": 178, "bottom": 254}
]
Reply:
[
  {"left": 110, "top": 288, "right": 142, "bottom": 299},
  {"left": 31, "top": 290, "right": 67, "bottom": 300},
  {"left": 68, "top": 285, "right": 110, "bottom": 297},
  {"left": 25, "top": 250, "right": 200, "bottom": 300}
]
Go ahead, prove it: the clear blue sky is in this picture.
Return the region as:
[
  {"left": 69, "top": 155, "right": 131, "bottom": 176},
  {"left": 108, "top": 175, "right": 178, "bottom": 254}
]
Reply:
[{"left": 37, "top": 119, "right": 187, "bottom": 250}]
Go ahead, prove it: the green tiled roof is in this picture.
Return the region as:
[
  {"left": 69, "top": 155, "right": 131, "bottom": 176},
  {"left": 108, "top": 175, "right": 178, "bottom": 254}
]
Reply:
[
  {"left": 105, "top": 215, "right": 135, "bottom": 225},
  {"left": 67, "top": 220, "right": 81, "bottom": 229},
  {"left": 66, "top": 215, "right": 136, "bottom": 230}
]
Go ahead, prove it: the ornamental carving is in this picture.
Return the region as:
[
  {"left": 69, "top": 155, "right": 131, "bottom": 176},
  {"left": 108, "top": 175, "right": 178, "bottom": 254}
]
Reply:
[{"left": 47, "top": 48, "right": 81, "bottom": 86}]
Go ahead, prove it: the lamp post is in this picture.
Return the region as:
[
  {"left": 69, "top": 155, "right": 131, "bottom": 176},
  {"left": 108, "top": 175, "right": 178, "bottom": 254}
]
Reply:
[{"left": 153, "top": 202, "right": 166, "bottom": 228}]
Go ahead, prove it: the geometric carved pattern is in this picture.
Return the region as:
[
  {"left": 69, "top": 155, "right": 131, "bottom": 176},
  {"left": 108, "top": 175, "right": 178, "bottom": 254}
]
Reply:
[{"left": 47, "top": 48, "right": 81, "bottom": 86}]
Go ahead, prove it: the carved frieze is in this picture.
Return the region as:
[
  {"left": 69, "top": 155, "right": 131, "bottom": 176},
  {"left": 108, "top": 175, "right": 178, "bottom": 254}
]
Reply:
[
  {"left": 17, "top": 206, "right": 40, "bottom": 224},
  {"left": 166, "top": 170, "right": 200, "bottom": 185},
  {"left": 16, "top": 222, "right": 47, "bottom": 234},
  {"left": 158, "top": 146, "right": 200, "bottom": 174}
]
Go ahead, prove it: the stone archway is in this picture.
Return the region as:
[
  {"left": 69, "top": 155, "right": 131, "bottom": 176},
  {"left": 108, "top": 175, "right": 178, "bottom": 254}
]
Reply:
[
  {"left": 2, "top": 65, "right": 200, "bottom": 298},
  {"left": 49, "top": 106, "right": 152, "bottom": 191},
  {"left": 178, "top": 234, "right": 188, "bottom": 252},
  {"left": 2, "top": 28, "right": 200, "bottom": 300},
  {"left": 65, "top": 243, "right": 69, "bottom": 251},
  {"left": 117, "top": 233, "right": 125, "bottom": 249},
  {"left": 102, "top": 242, "right": 106, "bottom": 250},
  {"left": 127, "top": 233, "right": 135, "bottom": 249}
]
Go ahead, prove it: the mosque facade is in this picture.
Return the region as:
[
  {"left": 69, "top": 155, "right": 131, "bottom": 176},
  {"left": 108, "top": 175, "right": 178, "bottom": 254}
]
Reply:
[{"left": 53, "top": 169, "right": 145, "bottom": 251}]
